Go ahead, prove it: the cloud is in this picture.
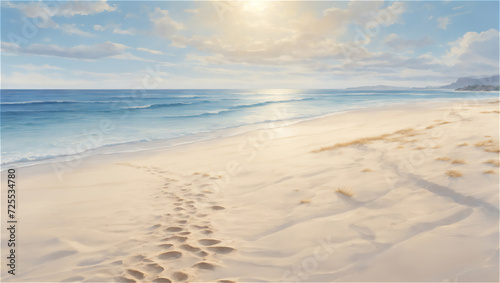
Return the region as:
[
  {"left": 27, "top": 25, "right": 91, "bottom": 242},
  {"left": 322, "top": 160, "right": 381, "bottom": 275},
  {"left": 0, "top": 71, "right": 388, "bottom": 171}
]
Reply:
[
  {"left": 137, "top": 47, "right": 164, "bottom": 55},
  {"left": 92, "top": 23, "right": 136, "bottom": 35},
  {"left": 125, "top": 13, "right": 137, "bottom": 19},
  {"left": 12, "top": 63, "right": 64, "bottom": 71},
  {"left": 452, "top": 5, "right": 464, "bottom": 10},
  {"left": 94, "top": 24, "right": 105, "bottom": 31},
  {"left": 60, "top": 24, "right": 94, "bottom": 37},
  {"left": 7, "top": 0, "right": 116, "bottom": 18},
  {"left": 163, "top": 2, "right": 405, "bottom": 66},
  {"left": 184, "top": 9, "right": 199, "bottom": 14},
  {"left": 442, "top": 29, "right": 499, "bottom": 73},
  {"left": 384, "top": 34, "right": 433, "bottom": 50},
  {"left": 5, "top": 1, "right": 116, "bottom": 36},
  {"left": 150, "top": 8, "right": 184, "bottom": 37},
  {"left": 1, "top": 41, "right": 128, "bottom": 60},
  {"left": 437, "top": 17, "right": 450, "bottom": 30},
  {"left": 112, "top": 27, "right": 135, "bottom": 35}
]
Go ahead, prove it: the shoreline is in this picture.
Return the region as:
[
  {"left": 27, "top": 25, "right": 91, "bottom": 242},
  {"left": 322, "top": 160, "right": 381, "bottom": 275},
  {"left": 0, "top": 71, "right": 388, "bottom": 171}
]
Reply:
[{"left": 3, "top": 95, "right": 497, "bottom": 171}]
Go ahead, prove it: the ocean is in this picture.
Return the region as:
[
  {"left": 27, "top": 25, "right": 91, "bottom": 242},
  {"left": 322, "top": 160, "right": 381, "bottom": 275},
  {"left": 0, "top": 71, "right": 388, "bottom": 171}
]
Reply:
[{"left": 1, "top": 89, "right": 497, "bottom": 167}]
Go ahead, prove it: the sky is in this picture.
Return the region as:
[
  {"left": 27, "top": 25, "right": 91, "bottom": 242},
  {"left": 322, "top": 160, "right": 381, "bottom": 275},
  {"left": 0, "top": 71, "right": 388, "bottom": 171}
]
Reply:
[{"left": 1, "top": 0, "right": 499, "bottom": 89}]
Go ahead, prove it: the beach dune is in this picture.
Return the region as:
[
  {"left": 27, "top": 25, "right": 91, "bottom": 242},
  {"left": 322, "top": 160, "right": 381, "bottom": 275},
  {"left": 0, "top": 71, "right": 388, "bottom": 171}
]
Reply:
[{"left": 2, "top": 99, "right": 499, "bottom": 282}]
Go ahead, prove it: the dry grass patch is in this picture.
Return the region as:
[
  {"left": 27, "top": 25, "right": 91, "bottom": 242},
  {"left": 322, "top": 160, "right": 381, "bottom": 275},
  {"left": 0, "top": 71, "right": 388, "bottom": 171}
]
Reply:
[
  {"left": 432, "top": 145, "right": 442, "bottom": 149},
  {"left": 436, "top": 157, "right": 451, "bottom": 161},
  {"left": 335, "top": 187, "right": 353, "bottom": 197},
  {"left": 414, "top": 146, "right": 425, "bottom": 150},
  {"left": 396, "top": 145, "right": 405, "bottom": 149},
  {"left": 474, "top": 139, "right": 495, "bottom": 147},
  {"left": 488, "top": 100, "right": 500, "bottom": 104},
  {"left": 474, "top": 139, "right": 500, "bottom": 153},
  {"left": 483, "top": 170, "right": 497, "bottom": 174},
  {"left": 361, "top": 168, "right": 372, "bottom": 172},
  {"left": 313, "top": 127, "right": 422, "bottom": 153},
  {"left": 193, "top": 172, "right": 200, "bottom": 175},
  {"left": 483, "top": 159, "right": 500, "bottom": 167},
  {"left": 451, "top": 159, "right": 467, "bottom": 165},
  {"left": 457, "top": 143, "right": 468, "bottom": 147},
  {"left": 312, "top": 134, "right": 390, "bottom": 152},
  {"left": 480, "top": 110, "right": 500, "bottom": 114},
  {"left": 484, "top": 147, "right": 500, "bottom": 153},
  {"left": 299, "top": 199, "right": 311, "bottom": 204},
  {"left": 446, "top": 170, "right": 463, "bottom": 178},
  {"left": 426, "top": 125, "right": 435, "bottom": 130}
]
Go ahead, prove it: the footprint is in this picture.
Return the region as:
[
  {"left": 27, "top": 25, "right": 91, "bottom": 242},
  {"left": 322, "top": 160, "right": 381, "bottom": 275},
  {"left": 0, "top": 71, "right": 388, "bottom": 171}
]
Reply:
[
  {"left": 179, "top": 231, "right": 191, "bottom": 236},
  {"left": 197, "top": 214, "right": 208, "bottom": 218},
  {"left": 192, "top": 262, "right": 216, "bottom": 270},
  {"left": 127, "top": 269, "right": 145, "bottom": 280},
  {"left": 218, "top": 280, "right": 236, "bottom": 283},
  {"left": 180, "top": 244, "right": 200, "bottom": 252},
  {"left": 211, "top": 205, "right": 225, "bottom": 211},
  {"left": 166, "top": 227, "right": 183, "bottom": 232},
  {"left": 158, "top": 251, "right": 182, "bottom": 260},
  {"left": 172, "top": 271, "right": 188, "bottom": 281},
  {"left": 115, "top": 276, "right": 136, "bottom": 283},
  {"left": 153, "top": 278, "right": 172, "bottom": 283},
  {"left": 202, "top": 229, "right": 213, "bottom": 235},
  {"left": 111, "top": 260, "right": 123, "bottom": 266},
  {"left": 191, "top": 225, "right": 209, "bottom": 230},
  {"left": 198, "top": 239, "right": 221, "bottom": 246},
  {"left": 174, "top": 207, "right": 185, "bottom": 211},
  {"left": 162, "top": 236, "right": 187, "bottom": 242},
  {"left": 207, "top": 246, "right": 235, "bottom": 254},
  {"left": 174, "top": 202, "right": 183, "bottom": 206},
  {"left": 61, "top": 276, "right": 85, "bottom": 282},
  {"left": 158, "top": 243, "right": 173, "bottom": 249},
  {"left": 177, "top": 220, "right": 188, "bottom": 224},
  {"left": 186, "top": 201, "right": 195, "bottom": 204},
  {"left": 130, "top": 255, "right": 147, "bottom": 262},
  {"left": 198, "top": 251, "right": 209, "bottom": 257},
  {"left": 149, "top": 224, "right": 162, "bottom": 230},
  {"left": 145, "top": 263, "right": 165, "bottom": 273}
]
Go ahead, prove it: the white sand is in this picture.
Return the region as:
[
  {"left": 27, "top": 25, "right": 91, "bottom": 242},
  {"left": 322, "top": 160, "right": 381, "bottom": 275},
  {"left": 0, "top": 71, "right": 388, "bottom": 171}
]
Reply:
[{"left": 2, "top": 98, "right": 499, "bottom": 282}]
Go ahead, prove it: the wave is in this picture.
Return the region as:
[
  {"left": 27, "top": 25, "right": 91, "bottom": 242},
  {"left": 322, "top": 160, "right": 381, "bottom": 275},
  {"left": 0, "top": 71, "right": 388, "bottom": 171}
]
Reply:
[
  {"left": 1, "top": 100, "right": 81, "bottom": 105},
  {"left": 123, "top": 102, "right": 193, "bottom": 110},
  {"left": 161, "top": 98, "right": 317, "bottom": 119}
]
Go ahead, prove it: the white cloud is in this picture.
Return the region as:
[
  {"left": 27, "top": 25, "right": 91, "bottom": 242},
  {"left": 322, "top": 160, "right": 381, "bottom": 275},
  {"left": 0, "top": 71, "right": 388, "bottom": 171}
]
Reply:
[
  {"left": 1, "top": 41, "right": 128, "bottom": 60},
  {"left": 150, "top": 8, "right": 184, "bottom": 37},
  {"left": 112, "top": 27, "right": 135, "bottom": 35},
  {"left": 94, "top": 24, "right": 105, "bottom": 31},
  {"left": 6, "top": 1, "right": 115, "bottom": 37},
  {"left": 162, "top": 2, "right": 405, "bottom": 66},
  {"left": 184, "top": 9, "right": 198, "bottom": 14},
  {"left": 452, "top": 5, "right": 464, "bottom": 10},
  {"left": 384, "top": 34, "right": 433, "bottom": 50},
  {"left": 137, "top": 47, "right": 164, "bottom": 55},
  {"left": 442, "top": 29, "right": 499, "bottom": 73},
  {"left": 60, "top": 24, "right": 94, "bottom": 37},
  {"left": 92, "top": 24, "right": 136, "bottom": 35},
  {"left": 437, "top": 17, "right": 450, "bottom": 30},
  {"left": 8, "top": 0, "right": 116, "bottom": 18},
  {"left": 12, "top": 63, "right": 64, "bottom": 71},
  {"left": 125, "top": 13, "right": 137, "bottom": 19}
]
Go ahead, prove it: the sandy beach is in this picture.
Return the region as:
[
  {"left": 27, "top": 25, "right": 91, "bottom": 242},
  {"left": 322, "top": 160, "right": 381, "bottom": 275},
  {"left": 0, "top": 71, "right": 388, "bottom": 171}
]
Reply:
[{"left": 2, "top": 98, "right": 499, "bottom": 282}]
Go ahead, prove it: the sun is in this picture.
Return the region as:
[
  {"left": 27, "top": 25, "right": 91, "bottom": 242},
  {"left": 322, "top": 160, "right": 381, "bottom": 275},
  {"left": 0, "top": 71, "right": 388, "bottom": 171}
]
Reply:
[{"left": 242, "top": 1, "right": 269, "bottom": 12}]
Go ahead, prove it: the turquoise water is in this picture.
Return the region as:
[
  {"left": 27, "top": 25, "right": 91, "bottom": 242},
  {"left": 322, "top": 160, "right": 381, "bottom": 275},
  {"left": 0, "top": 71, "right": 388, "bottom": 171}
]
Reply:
[{"left": 1, "top": 89, "right": 497, "bottom": 165}]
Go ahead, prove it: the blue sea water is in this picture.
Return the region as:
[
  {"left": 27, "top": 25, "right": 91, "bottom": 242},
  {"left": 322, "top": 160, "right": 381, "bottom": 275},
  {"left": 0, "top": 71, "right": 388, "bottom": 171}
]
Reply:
[{"left": 1, "top": 89, "right": 497, "bottom": 166}]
